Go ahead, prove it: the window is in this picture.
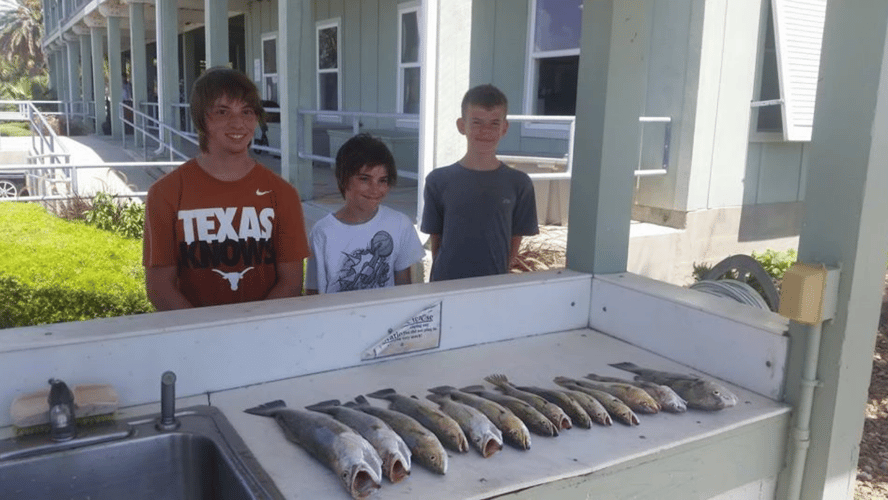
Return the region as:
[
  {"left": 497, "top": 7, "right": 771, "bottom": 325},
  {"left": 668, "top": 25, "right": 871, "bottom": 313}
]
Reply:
[
  {"left": 751, "top": 0, "right": 826, "bottom": 142},
  {"left": 316, "top": 19, "right": 340, "bottom": 114},
  {"left": 398, "top": 3, "right": 422, "bottom": 125},
  {"left": 524, "top": 0, "right": 583, "bottom": 127},
  {"left": 261, "top": 34, "right": 278, "bottom": 102}
]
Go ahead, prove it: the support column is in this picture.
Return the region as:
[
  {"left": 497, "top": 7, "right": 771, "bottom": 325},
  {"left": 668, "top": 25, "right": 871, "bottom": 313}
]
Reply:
[
  {"left": 777, "top": 3, "right": 888, "bottom": 499},
  {"left": 205, "top": 0, "right": 229, "bottom": 68},
  {"left": 90, "top": 26, "right": 107, "bottom": 132},
  {"left": 278, "top": 0, "right": 314, "bottom": 196},
  {"left": 78, "top": 32, "right": 94, "bottom": 131},
  {"left": 416, "top": 0, "right": 473, "bottom": 224},
  {"left": 156, "top": 0, "right": 180, "bottom": 152},
  {"left": 107, "top": 16, "right": 123, "bottom": 139},
  {"left": 564, "top": 0, "right": 648, "bottom": 274},
  {"left": 129, "top": 1, "right": 148, "bottom": 147},
  {"left": 65, "top": 39, "right": 80, "bottom": 107}
]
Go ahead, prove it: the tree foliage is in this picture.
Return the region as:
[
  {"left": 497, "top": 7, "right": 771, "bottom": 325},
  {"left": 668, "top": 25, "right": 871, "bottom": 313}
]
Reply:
[{"left": 0, "top": 0, "right": 45, "bottom": 78}]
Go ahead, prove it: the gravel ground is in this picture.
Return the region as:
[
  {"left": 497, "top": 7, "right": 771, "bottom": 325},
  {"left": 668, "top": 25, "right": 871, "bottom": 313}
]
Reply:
[{"left": 853, "top": 284, "right": 888, "bottom": 499}]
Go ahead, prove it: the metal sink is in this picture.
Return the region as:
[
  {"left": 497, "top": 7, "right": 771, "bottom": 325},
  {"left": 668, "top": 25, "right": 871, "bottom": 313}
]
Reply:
[{"left": 0, "top": 405, "right": 283, "bottom": 500}]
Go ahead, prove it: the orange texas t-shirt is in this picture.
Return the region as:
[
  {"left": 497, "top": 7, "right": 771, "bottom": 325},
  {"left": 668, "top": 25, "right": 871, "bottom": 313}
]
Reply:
[{"left": 143, "top": 159, "right": 310, "bottom": 307}]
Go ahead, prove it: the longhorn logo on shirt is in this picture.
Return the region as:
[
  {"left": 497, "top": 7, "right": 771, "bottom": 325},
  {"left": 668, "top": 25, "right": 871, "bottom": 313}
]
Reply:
[
  {"left": 213, "top": 267, "right": 254, "bottom": 291},
  {"left": 177, "top": 207, "right": 277, "bottom": 269}
]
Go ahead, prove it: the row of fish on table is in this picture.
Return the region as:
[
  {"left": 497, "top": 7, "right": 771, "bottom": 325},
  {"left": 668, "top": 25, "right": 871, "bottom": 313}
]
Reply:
[{"left": 244, "top": 362, "right": 740, "bottom": 499}]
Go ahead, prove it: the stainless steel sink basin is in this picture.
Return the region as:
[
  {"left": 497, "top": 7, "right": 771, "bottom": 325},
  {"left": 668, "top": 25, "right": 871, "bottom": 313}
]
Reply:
[{"left": 0, "top": 405, "right": 283, "bottom": 500}]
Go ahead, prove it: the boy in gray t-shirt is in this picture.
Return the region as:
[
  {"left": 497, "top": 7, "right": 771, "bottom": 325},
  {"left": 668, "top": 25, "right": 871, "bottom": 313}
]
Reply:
[{"left": 421, "top": 84, "right": 538, "bottom": 281}]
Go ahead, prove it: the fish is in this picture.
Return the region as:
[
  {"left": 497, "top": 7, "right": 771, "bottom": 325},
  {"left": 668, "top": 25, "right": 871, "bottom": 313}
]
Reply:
[
  {"left": 548, "top": 387, "right": 614, "bottom": 426},
  {"left": 427, "top": 385, "right": 532, "bottom": 450},
  {"left": 585, "top": 373, "right": 688, "bottom": 413},
  {"left": 366, "top": 388, "right": 469, "bottom": 453},
  {"left": 345, "top": 395, "right": 448, "bottom": 475},
  {"left": 514, "top": 385, "right": 596, "bottom": 428},
  {"left": 553, "top": 378, "right": 640, "bottom": 426},
  {"left": 569, "top": 376, "right": 661, "bottom": 414},
  {"left": 484, "top": 374, "right": 573, "bottom": 430},
  {"left": 244, "top": 400, "right": 382, "bottom": 499},
  {"left": 426, "top": 393, "right": 503, "bottom": 458},
  {"left": 305, "top": 399, "right": 411, "bottom": 483},
  {"left": 460, "top": 385, "right": 559, "bottom": 437},
  {"left": 609, "top": 361, "right": 738, "bottom": 411}
]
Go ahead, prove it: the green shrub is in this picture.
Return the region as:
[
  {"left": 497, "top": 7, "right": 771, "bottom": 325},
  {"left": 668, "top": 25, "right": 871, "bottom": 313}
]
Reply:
[
  {"left": 83, "top": 192, "right": 145, "bottom": 239},
  {"left": 0, "top": 121, "right": 31, "bottom": 137},
  {"left": 750, "top": 248, "right": 797, "bottom": 281},
  {"left": 0, "top": 203, "right": 152, "bottom": 328}
]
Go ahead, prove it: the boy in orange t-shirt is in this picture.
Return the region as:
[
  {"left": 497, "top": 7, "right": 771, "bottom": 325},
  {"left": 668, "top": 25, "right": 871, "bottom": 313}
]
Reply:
[{"left": 143, "top": 67, "right": 309, "bottom": 310}]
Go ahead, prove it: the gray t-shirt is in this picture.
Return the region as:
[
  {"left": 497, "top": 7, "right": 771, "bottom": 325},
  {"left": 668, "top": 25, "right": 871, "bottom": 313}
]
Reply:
[{"left": 421, "top": 162, "right": 538, "bottom": 281}]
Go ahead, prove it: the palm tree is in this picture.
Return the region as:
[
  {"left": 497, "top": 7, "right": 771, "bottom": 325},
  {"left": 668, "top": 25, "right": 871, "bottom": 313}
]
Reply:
[{"left": 0, "top": 0, "right": 45, "bottom": 78}]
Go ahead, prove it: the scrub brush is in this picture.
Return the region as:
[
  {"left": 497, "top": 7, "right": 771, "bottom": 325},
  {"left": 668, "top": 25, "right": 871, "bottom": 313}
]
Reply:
[{"left": 10, "top": 381, "right": 119, "bottom": 437}]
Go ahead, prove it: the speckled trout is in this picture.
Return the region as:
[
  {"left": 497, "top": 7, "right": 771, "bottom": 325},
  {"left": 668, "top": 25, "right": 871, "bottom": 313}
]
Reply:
[
  {"left": 244, "top": 400, "right": 382, "bottom": 499},
  {"left": 568, "top": 376, "right": 661, "bottom": 414},
  {"left": 367, "top": 388, "right": 469, "bottom": 453},
  {"left": 609, "top": 362, "right": 738, "bottom": 411},
  {"left": 305, "top": 399, "right": 411, "bottom": 483},
  {"left": 428, "top": 385, "right": 532, "bottom": 450},
  {"left": 514, "top": 385, "right": 596, "bottom": 428},
  {"left": 461, "top": 385, "right": 559, "bottom": 437},
  {"left": 554, "top": 378, "right": 640, "bottom": 426},
  {"left": 585, "top": 373, "right": 688, "bottom": 413},
  {"left": 346, "top": 395, "right": 448, "bottom": 475},
  {"left": 485, "top": 374, "right": 573, "bottom": 430},
  {"left": 427, "top": 393, "right": 503, "bottom": 458}
]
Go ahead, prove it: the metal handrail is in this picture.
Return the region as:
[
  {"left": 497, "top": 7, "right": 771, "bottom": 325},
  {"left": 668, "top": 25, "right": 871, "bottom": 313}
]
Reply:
[{"left": 119, "top": 101, "right": 193, "bottom": 162}]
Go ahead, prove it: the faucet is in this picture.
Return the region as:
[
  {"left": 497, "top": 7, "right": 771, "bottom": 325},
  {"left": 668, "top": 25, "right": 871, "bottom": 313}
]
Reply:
[
  {"left": 156, "top": 370, "right": 179, "bottom": 431},
  {"left": 47, "top": 378, "right": 76, "bottom": 441}
]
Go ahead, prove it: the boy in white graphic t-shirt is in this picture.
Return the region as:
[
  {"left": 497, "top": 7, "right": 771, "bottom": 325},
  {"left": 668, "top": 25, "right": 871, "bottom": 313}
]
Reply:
[{"left": 305, "top": 134, "right": 425, "bottom": 294}]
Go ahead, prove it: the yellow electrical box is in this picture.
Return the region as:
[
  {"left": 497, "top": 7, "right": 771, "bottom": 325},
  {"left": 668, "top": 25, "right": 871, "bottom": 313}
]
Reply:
[{"left": 778, "top": 262, "right": 828, "bottom": 325}]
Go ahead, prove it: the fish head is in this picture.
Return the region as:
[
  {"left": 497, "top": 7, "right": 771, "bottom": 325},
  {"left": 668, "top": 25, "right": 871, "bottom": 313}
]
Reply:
[
  {"left": 506, "top": 429, "right": 532, "bottom": 450},
  {"left": 416, "top": 446, "right": 448, "bottom": 475},
  {"left": 477, "top": 430, "right": 504, "bottom": 458},
  {"left": 381, "top": 451, "right": 411, "bottom": 484},
  {"left": 685, "top": 381, "right": 735, "bottom": 410},
  {"left": 333, "top": 433, "right": 383, "bottom": 498}
]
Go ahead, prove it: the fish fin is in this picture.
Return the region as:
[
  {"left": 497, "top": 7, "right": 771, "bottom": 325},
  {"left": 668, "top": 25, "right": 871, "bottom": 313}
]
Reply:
[
  {"left": 244, "top": 399, "right": 286, "bottom": 417},
  {"left": 484, "top": 374, "right": 509, "bottom": 388},
  {"left": 460, "top": 384, "right": 486, "bottom": 394},
  {"left": 366, "top": 388, "right": 398, "bottom": 400},
  {"left": 348, "top": 395, "right": 372, "bottom": 408},
  {"left": 427, "top": 385, "right": 458, "bottom": 396},
  {"left": 426, "top": 394, "right": 447, "bottom": 404},
  {"left": 552, "top": 376, "right": 577, "bottom": 385},
  {"left": 609, "top": 362, "right": 640, "bottom": 372},
  {"left": 304, "top": 399, "right": 341, "bottom": 411}
]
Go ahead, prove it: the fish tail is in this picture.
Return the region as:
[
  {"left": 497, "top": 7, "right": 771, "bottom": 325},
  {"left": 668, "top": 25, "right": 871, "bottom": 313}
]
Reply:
[
  {"left": 304, "top": 399, "right": 341, "bottom": 411},
  {"left": 460, "top": 384, "right": 486, "bottom": 394},
  {"left": 609, "top": 362, "right": 641, "bottom": 373},
  {"left": 484, "top": 374, "right": 509, "bottom": 388},
  {"left": 244, "top": 399, "right": 286, "bottom": 417},
  {"left": 427, "top": 385, "right": 458, "bottom": 396},
  {"left": 366, "top": 388, "right": 398, "bottom": 401}
]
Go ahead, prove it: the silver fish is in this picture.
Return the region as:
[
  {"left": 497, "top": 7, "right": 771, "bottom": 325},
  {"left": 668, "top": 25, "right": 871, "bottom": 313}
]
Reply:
[
  {"left": 367, "top": 388, "right": 469, "bottom": 453},
  {"left": 245, "top": 400, "right": 382, "bottom": 499},
  {"left": 586, "top": 373, "right": 688, "bottom": 413},
  {"left": 485, "top": 374, "right": 573, "bottom": 430},
  {"left": 554, "top": 378, "right": 640, "bottom": 426},
  {"left": 305, "top": 399, "right": 411, "bottom": 483},
  {"left": 609, "top": 361, "right": 738, "bottom": 411},
  {"left": 461, "top": 385, "right": 559, "bottom": 437},
  {"left": 427, "top": 385, "right": 532, "bottom": 450},
  {"left": 345, "top": 395, "right": 448, "bottom": 475},
  {"left": 427, "top": 393, "right": 503, "bottom": 458},
  {"left": 570, "top": 376, "right": 661, "bottom": 414},
  {"left": 514, "top": 385, "right": 595, "bottom": 428}
]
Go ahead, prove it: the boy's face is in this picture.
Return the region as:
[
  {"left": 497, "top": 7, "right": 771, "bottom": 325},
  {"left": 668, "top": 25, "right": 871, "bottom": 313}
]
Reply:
[
  {"left": 457, "top": 104, "right": 509, "bottom": 155},
  {"left": 203, "top": 95, "right": 258, "bottom": 155},
  {"left": 343, "top": 164, "right": 391, "bottom": 215}
]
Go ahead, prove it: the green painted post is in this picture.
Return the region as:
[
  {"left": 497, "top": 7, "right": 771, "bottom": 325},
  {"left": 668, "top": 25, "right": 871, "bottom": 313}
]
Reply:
[{"left": 777, "top": 3, "right": 888, "bottom": 499}]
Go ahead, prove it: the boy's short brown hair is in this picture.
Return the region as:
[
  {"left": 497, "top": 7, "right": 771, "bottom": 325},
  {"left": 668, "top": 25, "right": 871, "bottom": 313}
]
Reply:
[
  {"left": 190, "top": 67, "right": 265, "bottom": 152},
  {"left": 335, "top": 133, "right": 398, "bottom": 197},
  {"left": 461, "top": 84, "right": 508, "bottom": 117}
]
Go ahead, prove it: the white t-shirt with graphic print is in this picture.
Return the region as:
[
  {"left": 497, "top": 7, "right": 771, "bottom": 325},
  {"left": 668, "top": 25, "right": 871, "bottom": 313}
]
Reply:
[{"left": 305, "top": 205, "right": 425, "bottom": 293}]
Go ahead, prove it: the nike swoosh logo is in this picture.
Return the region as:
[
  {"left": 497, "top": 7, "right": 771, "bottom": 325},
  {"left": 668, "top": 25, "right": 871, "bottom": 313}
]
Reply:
[{"left": 256, "top": 189, "right": 272, "bottom": 196}]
